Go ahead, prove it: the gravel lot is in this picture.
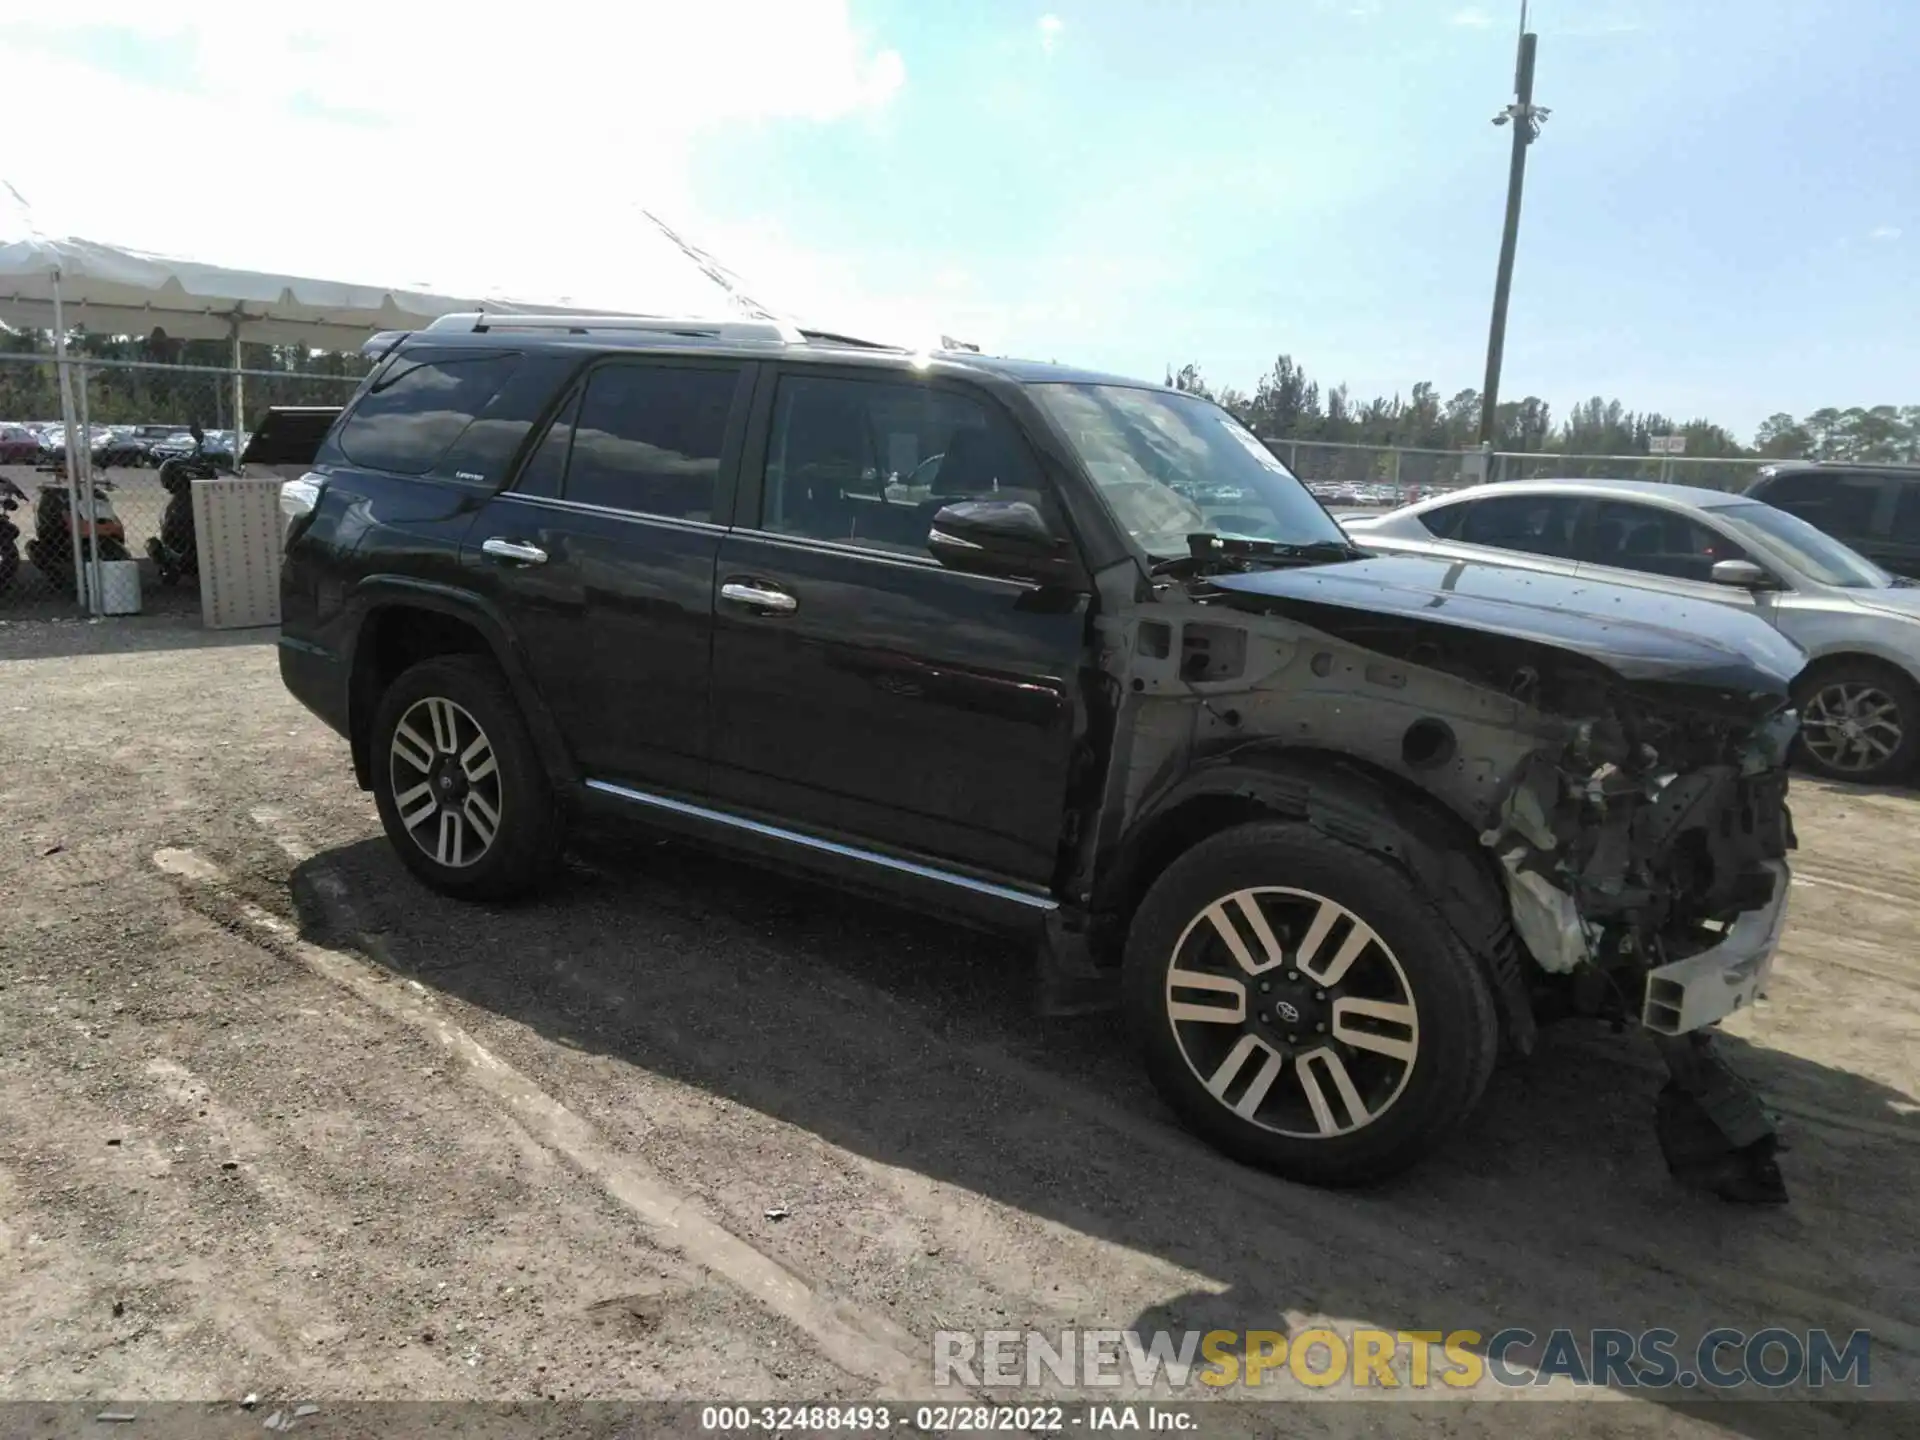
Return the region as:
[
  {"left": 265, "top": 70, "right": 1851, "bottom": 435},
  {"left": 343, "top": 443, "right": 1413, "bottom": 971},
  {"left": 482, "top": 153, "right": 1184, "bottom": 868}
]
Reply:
[{"left": 2, "top": 614, "right": 1917, "bottom": 1436}]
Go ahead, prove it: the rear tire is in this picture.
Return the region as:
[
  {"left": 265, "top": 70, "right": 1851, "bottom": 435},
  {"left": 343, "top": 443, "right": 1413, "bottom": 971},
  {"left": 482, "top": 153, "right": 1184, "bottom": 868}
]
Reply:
[
  {"left": 370, "top": 655, "right": 563, "bottom": 901},
  {"left": 1793, "top": 660, "right": 1920, "bottom": 784},
  {"left": 1123, "top": 820, "right": 1499, "bottom": 1187}
]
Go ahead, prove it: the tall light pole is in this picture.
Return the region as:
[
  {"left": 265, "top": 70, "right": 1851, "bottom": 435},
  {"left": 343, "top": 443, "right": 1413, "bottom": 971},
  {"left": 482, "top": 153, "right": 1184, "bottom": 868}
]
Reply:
[{"left": 1478, "top": 1, "right": 1550, "bottom": 447}]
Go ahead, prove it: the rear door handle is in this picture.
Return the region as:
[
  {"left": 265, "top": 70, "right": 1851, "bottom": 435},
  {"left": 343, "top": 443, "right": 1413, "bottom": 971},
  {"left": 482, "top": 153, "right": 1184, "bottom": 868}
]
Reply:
[
  {"left": 720, "top": 580, "right": 798, "bottom": 614},
  {"left": 482, "top": 537, "right": 548, "bottom": 565}
]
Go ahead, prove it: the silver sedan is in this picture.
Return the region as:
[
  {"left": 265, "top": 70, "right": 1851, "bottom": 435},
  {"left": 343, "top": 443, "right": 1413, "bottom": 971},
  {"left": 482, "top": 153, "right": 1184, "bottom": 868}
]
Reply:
[{"left": 1342, "top": 478, "right": 1920, "bottom": 783}]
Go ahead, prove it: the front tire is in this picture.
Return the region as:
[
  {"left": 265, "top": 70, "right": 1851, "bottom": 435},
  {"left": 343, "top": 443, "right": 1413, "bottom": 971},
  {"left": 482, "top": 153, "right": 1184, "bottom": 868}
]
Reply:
[
  {"left": 1122, "top": 820, "right": 1499, "bottom": 1187},
  {"left": 1794, "top": 660, "right": 1920, "bottom": 784},
  {"left": 370, "top": 655, "right": 563, "bottom": 901}
]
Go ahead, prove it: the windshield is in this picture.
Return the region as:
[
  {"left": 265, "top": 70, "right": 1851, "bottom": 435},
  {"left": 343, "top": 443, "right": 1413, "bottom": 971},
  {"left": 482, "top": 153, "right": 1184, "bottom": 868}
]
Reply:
[
  {"left": 1030, "top": 383, "right": 1347, "bottom": 557},
  {"left": 1705, "top": 500, "right": 1891, "bottom": 589}
]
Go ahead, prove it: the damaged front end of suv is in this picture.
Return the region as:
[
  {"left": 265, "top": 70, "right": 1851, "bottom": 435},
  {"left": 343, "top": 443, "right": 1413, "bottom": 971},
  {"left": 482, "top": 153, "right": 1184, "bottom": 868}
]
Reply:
[{"left": 1068, "top": 542, "right": 1805, "bottom": 1201}]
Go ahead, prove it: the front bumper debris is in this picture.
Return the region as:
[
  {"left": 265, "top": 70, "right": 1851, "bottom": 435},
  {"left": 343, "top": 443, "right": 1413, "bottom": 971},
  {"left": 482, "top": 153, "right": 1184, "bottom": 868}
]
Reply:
[{"left": 1641, "top": 861, "right": 1788, "bottom": 1036}]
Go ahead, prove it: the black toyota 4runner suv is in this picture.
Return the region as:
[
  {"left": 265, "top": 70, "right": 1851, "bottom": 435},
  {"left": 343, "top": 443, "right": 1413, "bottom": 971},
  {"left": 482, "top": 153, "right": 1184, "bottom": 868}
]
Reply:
[{"left": 274, "top": 313, "right": 1807, "bottom": 1195}]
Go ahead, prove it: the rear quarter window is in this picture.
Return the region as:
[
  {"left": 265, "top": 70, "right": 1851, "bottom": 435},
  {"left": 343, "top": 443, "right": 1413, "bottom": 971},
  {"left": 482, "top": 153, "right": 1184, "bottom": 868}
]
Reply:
[
  {"left": 334, "top": 353, "right": 523, "bottom": 477},
  {"left": 1750, "top": 471, "right": 1884, "bottom": 538}
]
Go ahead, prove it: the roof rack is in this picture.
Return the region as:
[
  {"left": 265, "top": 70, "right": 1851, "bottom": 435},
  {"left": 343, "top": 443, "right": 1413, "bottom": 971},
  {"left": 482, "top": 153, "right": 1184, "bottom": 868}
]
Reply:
[{"left": 424, "top": 311, "right": 807, "bottom": 344}]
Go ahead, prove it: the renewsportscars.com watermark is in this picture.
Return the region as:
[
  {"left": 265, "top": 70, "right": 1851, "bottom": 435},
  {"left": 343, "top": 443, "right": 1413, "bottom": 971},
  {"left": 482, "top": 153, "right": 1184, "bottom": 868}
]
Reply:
[{"left": 933, "top": 1326, "right": 1873, "bottom": 1394}]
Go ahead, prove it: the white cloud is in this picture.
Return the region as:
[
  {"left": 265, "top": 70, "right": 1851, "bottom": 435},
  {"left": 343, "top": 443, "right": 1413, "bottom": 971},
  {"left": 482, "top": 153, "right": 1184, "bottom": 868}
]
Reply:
[
  {"left": 1869, "top": 225, "right": 1904, "bottom": 241},
  {"left": 0, "top": 1, "right": 905, "bottom": 314},
  {"left": 1038, "top": 14, "right": 1064, "bottom": 56},
  {"left": 1450, "top": 7, "right": 1494, "bottom": 26}
]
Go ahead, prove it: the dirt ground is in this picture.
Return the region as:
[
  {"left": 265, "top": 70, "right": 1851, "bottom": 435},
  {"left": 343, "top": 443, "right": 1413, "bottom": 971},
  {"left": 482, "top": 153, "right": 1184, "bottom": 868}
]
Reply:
[{"left": 1, "top": 614, "right": 1917, "bottom": 1437}]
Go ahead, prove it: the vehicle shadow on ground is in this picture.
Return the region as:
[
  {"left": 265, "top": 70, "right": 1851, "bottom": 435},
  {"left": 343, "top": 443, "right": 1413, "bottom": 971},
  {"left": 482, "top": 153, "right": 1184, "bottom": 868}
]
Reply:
[
  {"left": 0, "top": 612, "right": 269, "bottom": 661},
  {"left": 289, "top": 829, "right": 1916, "bottom": 1434}
]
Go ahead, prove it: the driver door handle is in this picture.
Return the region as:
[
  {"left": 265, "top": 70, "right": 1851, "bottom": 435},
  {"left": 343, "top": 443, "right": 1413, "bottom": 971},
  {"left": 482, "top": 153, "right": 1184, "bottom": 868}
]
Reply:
[
  {"left": 482, "top": 537, "right": 548, "bottom": 565},
  {"left": 720, "top": 580, "right": 798, "bottom": 614}
]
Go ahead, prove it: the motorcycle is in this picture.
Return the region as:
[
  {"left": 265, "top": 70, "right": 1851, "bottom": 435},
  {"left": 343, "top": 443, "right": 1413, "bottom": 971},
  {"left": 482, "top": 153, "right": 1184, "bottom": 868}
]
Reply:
[
  {"left": 0, "top": 475, "right": 24, "bottom": 595},
  {"left": 147, "top": 422, "right": 231, "bottom": 585},
  {"left": 24, "top": 468, "right": 130, "bottom": 589}
]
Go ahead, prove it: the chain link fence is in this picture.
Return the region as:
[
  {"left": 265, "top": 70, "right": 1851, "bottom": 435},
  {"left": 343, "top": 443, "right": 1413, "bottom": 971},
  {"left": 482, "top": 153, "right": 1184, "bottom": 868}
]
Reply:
[
  {"left": 0, "top": 351, "right": 363, "bottom": 614},
  {"left": 1488, "top": 450, "right": 1758, "bottom": 493}
]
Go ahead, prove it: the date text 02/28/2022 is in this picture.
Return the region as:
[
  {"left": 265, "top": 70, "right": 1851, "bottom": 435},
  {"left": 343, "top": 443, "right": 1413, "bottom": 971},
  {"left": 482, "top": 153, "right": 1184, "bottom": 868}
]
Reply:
[{"left": 699, "top": 1404, "right": 1198, "bottom": 1431}]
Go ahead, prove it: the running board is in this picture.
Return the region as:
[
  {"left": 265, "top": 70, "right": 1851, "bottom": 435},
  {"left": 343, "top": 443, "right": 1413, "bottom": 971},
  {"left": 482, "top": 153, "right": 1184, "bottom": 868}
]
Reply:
[{"left": 583, "top": 779, "right": 1060, "bottom": 912}]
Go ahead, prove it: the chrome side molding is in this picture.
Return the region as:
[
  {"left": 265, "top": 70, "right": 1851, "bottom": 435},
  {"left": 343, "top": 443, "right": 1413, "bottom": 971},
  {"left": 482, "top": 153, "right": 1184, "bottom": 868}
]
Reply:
[{"left": 583, "top": 779, "right": 1059, "bottom": 911}]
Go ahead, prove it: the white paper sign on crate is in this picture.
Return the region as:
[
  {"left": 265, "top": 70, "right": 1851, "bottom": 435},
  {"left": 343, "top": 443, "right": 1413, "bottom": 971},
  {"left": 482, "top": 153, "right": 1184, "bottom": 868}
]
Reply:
[{"left": 190, "top": 476, "right": 285, "bottom": 630}]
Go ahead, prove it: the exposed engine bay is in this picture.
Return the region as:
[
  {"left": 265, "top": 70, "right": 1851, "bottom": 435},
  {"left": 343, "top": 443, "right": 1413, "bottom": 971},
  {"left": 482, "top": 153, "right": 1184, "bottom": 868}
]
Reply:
[{"left": 1072, "top": 538, "right": 1807, "bottom": 1201}]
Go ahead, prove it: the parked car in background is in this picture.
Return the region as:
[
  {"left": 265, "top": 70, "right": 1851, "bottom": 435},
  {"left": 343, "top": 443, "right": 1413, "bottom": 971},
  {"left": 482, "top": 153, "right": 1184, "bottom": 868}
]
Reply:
[
  {"left": 1746, "top": 461, "right": 1920, "bottom": 582},
  {"left": 155, "top": 428, "right": 240, "bottom": 466},
  {"left": 1344, "top": 478, "right": 1920, "bottom": 783},
  {"left": 93, "top": 428, "right": 150, "bottom": 468},
  {"left": 0, "top": 424, "right": 40, "bottom": 464}
]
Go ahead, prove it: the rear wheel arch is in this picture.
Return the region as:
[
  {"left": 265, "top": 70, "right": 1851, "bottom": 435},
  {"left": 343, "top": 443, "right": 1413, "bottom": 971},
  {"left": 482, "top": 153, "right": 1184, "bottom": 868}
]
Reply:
[{"left": 345, "top": 593, "right": 574, "bottom": 792}]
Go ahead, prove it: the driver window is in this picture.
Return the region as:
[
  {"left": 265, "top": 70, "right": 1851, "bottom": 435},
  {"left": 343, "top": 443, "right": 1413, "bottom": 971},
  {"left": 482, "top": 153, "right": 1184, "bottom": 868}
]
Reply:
[
  {"left": 1583, "top": 500, "right": 1750, "bottom": 582},
  {"left": 762, "top": 376, "right": 1052, "bottom": 555}
]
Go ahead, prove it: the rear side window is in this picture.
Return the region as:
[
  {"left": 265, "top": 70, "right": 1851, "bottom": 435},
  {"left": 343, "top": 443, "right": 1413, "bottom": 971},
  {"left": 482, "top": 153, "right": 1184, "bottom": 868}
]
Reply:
[
  {"left": 336, "top": 353, "right": 522, "bottom": 476},
  {"left": 561, "top": 363, "right": 741, "bottom": 521},
  {"left": 1446, "top": 493, "right": 1582, "bottom": 558},
  {"left": 1753, "top": 471, "right": 1885, "bottom": 539}
]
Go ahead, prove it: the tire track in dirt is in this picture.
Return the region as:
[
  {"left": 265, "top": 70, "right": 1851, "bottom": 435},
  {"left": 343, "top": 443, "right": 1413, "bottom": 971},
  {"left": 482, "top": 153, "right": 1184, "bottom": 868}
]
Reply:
[{"left": 152, "top": 844, "right": 936, "bottom": 1404}]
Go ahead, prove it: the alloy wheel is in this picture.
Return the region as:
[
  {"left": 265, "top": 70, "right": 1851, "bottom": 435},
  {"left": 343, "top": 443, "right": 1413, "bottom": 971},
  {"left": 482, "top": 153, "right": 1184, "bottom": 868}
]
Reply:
[
  {"left": 1164, "top": 887, "right": 1419, "bottom": 1138},
  {"left": 388, "top": 696, "right": 503, "bottom": 869},
  {"left": 1801, "top": 681, "right": 1903, "bottom": 775}
]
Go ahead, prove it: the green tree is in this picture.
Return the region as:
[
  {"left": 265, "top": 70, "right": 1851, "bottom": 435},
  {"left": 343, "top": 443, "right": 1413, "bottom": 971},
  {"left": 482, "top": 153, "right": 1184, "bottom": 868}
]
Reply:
[{"left": 1753, "top": 412, "right": 1812, "bottom": 457}]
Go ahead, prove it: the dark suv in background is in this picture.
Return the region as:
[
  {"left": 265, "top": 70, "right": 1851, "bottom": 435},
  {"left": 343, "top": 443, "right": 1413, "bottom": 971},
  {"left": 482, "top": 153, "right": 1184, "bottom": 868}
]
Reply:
[
  {"left": 1747, "top": 461, "right": 1920, "bottom": 579},
  {"left": 271, "top": 313, "right": 1805, "bottom": 1197}
]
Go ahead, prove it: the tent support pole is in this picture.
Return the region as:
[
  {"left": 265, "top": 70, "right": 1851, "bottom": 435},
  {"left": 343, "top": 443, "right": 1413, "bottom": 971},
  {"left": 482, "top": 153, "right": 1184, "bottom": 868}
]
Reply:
[
  {"left": 231, "top": 318, "right": 244, "bottom": 467},
  {"left": 51, "top": 272, "right": 87, "bottom": 610},
  {"left": 76, "top": 362, "right": 104, "bottom": 617}
]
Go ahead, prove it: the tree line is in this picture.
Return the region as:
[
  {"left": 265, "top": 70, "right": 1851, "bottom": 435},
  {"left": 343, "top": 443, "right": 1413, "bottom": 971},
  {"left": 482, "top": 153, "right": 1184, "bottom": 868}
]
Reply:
[
  {"left": 2, "top": 324, "right": 1912, "bottom": 466},
  {"left": 0, "top": 328, "right": 370, "bottom": 430},
  {"left": 1167, "top": 356, "right": 1920, "bottom": 464}
]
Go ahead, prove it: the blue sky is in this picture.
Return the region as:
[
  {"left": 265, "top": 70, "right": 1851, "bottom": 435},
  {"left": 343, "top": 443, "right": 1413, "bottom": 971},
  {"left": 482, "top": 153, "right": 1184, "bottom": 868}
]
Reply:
[{"left": 3, "top": 0, "right": 1914, "bottom": 441}]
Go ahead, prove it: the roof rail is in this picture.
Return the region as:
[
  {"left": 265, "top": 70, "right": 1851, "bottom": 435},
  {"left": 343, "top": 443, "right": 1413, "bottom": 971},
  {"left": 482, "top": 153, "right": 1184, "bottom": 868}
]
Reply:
[{"left": 425, "top": 311, "right": 806, "bottom": 344}]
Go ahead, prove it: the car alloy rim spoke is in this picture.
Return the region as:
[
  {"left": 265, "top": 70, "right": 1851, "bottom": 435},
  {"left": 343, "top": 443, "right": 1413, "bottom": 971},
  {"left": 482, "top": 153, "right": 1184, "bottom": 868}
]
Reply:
[
  {"left": 389, "top": 695, "right": 503, "bottom": 870},
  {"left": 1202, "top": 894, "right": 1286, "bottom": 976},
  {"left": 395, "top": 781, "right": 438, "bottom": 833},
  {"left": 1204, "top": 1033, "right": 1287, "bottom": 1120},
  {"left": 460, "top": 732, "right": 497, "bottom": 783},
  {"left": 1330, "top": 996, "right": 1419, "bottom": 1062},
  {"left": 462, "top": 791, "right": 499, "bottom": 845},
  {"left": 1294, "top": 1047, "right": 1371, "bottom": 1135},
  {"left": 392, "top": 721, "right": 436, "bottom": 774},
  {"left": 437, "top": 810, "right": 466, "bottom": 866},
  {"left": 1164, "top": 886, "right": 1419, "bottom": 1138}
]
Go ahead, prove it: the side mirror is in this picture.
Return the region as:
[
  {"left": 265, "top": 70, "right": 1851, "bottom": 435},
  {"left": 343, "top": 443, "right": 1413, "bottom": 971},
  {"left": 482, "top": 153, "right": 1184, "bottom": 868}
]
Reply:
[
  {"left": 1710, "top": 558, "right": 1777, "bottom": 590},
  {"left": 927, "top": 499, "right": 1074, "bottom": 583}
]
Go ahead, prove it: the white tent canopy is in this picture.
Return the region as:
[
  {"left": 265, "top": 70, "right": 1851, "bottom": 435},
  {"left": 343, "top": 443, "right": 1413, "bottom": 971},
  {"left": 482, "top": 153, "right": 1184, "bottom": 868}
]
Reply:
[{"left": 0, "top": 234, "right": 614, "bottom": 347}]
